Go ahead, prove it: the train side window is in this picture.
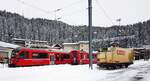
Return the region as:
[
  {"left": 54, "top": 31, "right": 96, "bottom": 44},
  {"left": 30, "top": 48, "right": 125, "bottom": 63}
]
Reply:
[
  {"left": 32, "top": 53, "right": 48, "bottom": 59},
  {"left": 39, "top": 53, "right": 48, "bottom": 58},
  {"left": 61, "top": 54, "right": 64, "bottom": 61},
  {"left": 80, "top": 54, "right": 83, "bottom": 59},
  {"left": 87, "top": 55, "right": 89, "bottom": 59},
  {"left": 92, "top": 55, "right": 95, "bottom": 59},
  {"left": 56, "top": 54, "right": 59, "bottom": 61},
  {"left": 64, "top": 54, "right": 70, "bottom": 59}
]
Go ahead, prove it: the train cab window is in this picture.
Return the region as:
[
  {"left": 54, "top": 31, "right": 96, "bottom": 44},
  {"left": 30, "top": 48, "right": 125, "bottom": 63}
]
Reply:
[
  {"left": 11, "top": 48, "right": 20, "bottom": 58},
  {"left": 32, "top": 53, "right": 48, "bottom": 59},
  {"left": 18, "top": 51, "right": 29, "bottom": 59}
]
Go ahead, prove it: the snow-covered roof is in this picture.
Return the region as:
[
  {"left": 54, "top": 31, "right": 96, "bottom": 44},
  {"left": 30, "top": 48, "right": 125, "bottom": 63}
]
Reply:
[
  {"left": 63, "top": 41, "right": 89, "bottom": 45},
  {"left": 78, "top": 41, "right": 89, "bottom": 44},
  {"left": 63, "top": 43, "right": 78, "bottom": 45},
  {"left": 0, "top": 41, "right": 20, "bottom": 49}
]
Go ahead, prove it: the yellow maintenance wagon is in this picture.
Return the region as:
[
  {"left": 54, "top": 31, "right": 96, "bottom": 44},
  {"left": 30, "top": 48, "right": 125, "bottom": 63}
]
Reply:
[{"left": 97, "top": 47, "right": 134, "bottom": 69}]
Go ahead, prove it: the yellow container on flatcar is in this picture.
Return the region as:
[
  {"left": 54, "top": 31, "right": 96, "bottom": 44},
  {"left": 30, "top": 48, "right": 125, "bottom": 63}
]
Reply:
[{"left": 97, "top": 47, "right": 133, "bottom": 68}]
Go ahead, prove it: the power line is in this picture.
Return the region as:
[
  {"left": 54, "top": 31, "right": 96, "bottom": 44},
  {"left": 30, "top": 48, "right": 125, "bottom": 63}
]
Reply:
[
  {"left": 16, "top": 0, "right": 84, "bottom": 16},
  {"left": 16, "top": 0, "right": 54, "bottom": 15},
  {"left": 59, "top": 0, "right": 84, "bottom": 11},
  {"left": 57, "top": 8, "right": 88, "bottom": 20},
  {"left": 94, "top": 0, "right": 114, "bottom": 25}
]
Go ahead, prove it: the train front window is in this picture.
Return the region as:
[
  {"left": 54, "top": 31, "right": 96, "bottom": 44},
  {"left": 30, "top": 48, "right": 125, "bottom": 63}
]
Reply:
[
  {"left": 18, "top": 51, "right": 29, "bottom": 59},
  {"left": 11, "top": 48, "right": 20, "bottom": 58},
  {"left": 18, "top": 52, "right": 25, "bottom": 59}
]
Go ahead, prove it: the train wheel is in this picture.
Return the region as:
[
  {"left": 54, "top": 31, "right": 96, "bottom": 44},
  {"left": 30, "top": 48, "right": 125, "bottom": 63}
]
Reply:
[
  {"left": 118, "top": 65, "right": 123, "bottom": 68},
  {"left": 125, "top": 64, "right": 128, "bottom": 68},
  {"left": 112, "top": 65, "right": 116, "bottom": 69},
  {"left": 106, "top": 66, "right": 109, "bottom": 69},
  {"left": 106, "top": 66, "right": 111, "bottom": 70},
  {"left": 8, "top": 64, "right": 16, "bottom": 67}
]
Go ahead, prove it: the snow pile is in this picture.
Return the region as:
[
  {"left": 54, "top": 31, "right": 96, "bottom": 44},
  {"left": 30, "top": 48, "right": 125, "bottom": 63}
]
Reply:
[
  {"left": 0, "top": 64, "right": 122, "bottom": 81},
  {"left": 0, "top": 60, "right": 150, "bottom": 81},
  {"left": 0, "top": 41, "right": 20, "bottom": 49}
]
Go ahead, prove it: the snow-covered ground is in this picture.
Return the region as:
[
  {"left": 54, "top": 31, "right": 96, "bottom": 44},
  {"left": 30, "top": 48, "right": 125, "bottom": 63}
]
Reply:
[{"left": 0, "top": 60, "right": 150, "bottom": 81}]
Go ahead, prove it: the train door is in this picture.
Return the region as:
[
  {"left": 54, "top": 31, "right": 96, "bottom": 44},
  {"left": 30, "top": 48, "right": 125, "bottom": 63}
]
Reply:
[
  {"left": 80, "top": 53, "right": 83, "bottom": 64},
  {"left": 82, "top": 53, "right": 88, "bottom": 64},
  {"left": 71, "top": 51, "right": 78, "bottom": 65},
  {"left": 50, "top": 54, "right": 54, "bottom": 65},
  {"left": 55, "top": 53, "right": 61, "bottom": 64},
  {"left": 60, "top": 54, "right": 64, "bottom": 64}
]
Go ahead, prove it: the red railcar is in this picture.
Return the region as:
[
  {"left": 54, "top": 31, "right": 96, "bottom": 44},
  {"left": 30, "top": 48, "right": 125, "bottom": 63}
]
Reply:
[
  {"left": 9, "top": 48, "right": 50, "bottom": 67},
  {"left": 9, "top": 48, "right": 97, "bottom": 67},
  {"left": 49, "top": 51, "right": 71, "bottom": 65},
  {"left": 69, "top": 50, "right": 97, "bottom": 65}
]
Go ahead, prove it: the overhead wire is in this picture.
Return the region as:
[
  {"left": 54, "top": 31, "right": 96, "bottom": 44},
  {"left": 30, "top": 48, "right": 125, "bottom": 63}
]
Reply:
[
  {"left": 57, "top": 7, "right": 88, "bottom": 20},
  {"left": 16, "top": 0, "right": 84, "bottom": 16},
  {"left": 54, "top": 0, "right": 88, "bottom": 24},
  {"left": 16, "top": 0, "right": 54, "bottom": 15},
  {"left": 58, "top": 0, "right": 85, "bottom": 11},
  {"left": 15, "top": 0, "right": 91, "bottom": 25},
  {"left": 94, "top": 0, "right": 114, "bottom": 25}
]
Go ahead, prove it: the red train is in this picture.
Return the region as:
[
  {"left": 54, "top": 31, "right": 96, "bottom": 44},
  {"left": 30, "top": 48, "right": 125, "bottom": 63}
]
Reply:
[{"left": 8, "top": 47, "right": 97, "bottom": 67}]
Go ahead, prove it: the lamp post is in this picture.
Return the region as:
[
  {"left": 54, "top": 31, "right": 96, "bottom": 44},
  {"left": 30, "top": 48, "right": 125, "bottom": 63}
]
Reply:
[
  {"left": 93, "top": 31, "right": 97, "bottom": 39},
  {"left": 116, "top": 18, "right": 121, "bottom": 42},
  {"left": 74, "top": 35, "right": 78, "bottom": 42}
]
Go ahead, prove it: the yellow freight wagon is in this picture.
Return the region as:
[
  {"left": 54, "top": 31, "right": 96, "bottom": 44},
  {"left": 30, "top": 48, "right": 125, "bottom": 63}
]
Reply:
[{"left": 97, "top": 47, "right": 134, "bottom": 69}]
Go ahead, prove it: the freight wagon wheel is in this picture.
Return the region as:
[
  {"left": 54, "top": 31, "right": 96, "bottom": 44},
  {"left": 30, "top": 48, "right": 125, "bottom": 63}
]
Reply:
[
  {"left": 125, "top": 64, "right": 128, "bottom": 68},
  {"left": 118, "top": 65, "right": 123, "bottom": 68},
  {"left": 106, "top": 66, "right": 109, "bottom": 69},
  {"left": 106, "top": 66, "right": 111, "bottom": 70},
  {"left": 112, "top": 65, "right": 116, "bottom": 69}
]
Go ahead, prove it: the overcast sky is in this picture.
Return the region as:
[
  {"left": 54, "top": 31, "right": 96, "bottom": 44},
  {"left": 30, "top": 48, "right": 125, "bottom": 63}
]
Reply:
[{"left": 0, "top": 0, "right": 150, "bottom": 27}]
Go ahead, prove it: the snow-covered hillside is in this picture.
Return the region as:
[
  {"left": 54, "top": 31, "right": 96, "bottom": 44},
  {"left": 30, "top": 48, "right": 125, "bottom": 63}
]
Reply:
[{"left": 0, "top": 60, "right": 150, "bottom": 81}]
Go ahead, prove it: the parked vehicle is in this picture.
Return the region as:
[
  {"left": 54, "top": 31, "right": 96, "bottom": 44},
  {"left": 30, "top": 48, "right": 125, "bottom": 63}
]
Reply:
[
  {"left": 97, "top": 47, "right": 134, "bottom": 69},
  {"left": 8, "top": 48, "right": 97, "bottom": 67},
  {"left": 69, "top": 50, "right": 97, "bottom": 65},
  {"left": 9, "top": 47, "right": 50, "bottom": 67}
]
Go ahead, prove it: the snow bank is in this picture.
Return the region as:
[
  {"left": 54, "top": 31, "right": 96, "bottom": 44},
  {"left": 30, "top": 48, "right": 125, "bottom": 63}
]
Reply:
[
  {"left": 0, "top": 64, "right": 121, "bottom": 81},
  {"left": 0, "top": 60, "right": 150, "bottom": 81}
]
